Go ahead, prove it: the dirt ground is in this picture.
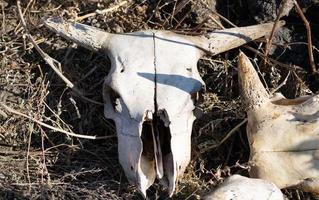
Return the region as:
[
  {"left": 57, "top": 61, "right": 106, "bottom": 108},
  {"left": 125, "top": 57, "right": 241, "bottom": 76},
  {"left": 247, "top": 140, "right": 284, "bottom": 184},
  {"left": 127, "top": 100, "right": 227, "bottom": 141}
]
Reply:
[{"left": 0, "top": 0, "right": 318, "bottom": 199}]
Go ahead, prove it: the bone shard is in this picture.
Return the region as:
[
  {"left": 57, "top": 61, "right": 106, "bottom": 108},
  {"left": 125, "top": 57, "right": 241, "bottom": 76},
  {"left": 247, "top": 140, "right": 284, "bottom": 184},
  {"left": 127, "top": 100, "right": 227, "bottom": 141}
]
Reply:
[
  {"left": 238, "top": 52, "right": 319, "bottom": 196},
  {"left": 43, "top": 17, "right": 280, "bottom": 197},
  {"left": 202, "top": 175, "right": 284, "bottom": 200}
]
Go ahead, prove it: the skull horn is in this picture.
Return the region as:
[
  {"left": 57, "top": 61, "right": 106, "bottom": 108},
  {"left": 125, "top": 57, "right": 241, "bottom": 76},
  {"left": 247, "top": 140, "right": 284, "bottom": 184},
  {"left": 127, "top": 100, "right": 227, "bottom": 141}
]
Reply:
[
  {"left": 202, "top": 21, "right": 285, "bottom": 55},
  {"left": 238, "top": 51, "right": 269, "bottom": 109},
  {"left": 43, "top": 17, "right": 112, "bottom": 52},
  {"left": 43, "top": 17, "right": 284, "bottom": 56}
]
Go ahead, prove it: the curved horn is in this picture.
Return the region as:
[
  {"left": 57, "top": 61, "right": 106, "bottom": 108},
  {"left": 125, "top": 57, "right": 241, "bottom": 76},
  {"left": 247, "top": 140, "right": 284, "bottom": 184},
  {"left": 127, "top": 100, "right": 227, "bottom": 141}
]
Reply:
[
  {"left": 238, "top": 52, "right": 269, "bottom": 109},
  {"left": 43, "top": 17, "right": 112, "bottom": 51},
  {"left": 202, "top": 21, "right": 285, "bottom": 55}
]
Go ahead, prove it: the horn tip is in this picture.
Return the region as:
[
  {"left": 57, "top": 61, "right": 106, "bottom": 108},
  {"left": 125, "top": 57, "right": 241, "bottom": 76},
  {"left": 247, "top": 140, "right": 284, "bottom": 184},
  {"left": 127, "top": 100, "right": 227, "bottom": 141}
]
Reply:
[
  {"left": 238, "top": 52, "right": 269, "bottom": 109},
  {"left": 238, "top": 51, "right": 251, "bottom": 73}
]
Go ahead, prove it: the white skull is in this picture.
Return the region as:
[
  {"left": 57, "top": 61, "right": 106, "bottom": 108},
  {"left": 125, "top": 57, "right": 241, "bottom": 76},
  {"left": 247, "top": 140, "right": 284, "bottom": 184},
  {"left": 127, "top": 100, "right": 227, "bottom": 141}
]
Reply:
[
  {"left": 102, "top": 31, "right": 205, "bottom": 195},
  {"left": 44, "top": 17, "right": 277, "bottom": 196},
  {"left": 238, "top": 52, "right": 319, "bottom": 196}
]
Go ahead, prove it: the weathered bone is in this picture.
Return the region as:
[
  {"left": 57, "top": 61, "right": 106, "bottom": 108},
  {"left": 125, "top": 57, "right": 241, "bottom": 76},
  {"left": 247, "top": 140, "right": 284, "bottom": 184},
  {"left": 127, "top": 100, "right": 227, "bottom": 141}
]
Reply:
[
  {"left": 203, "top": 175, "right": 284, "bottom": 200},
  {"left": 238, "top": 52, "right": 319, "bottom": 196},
  {"left": 204, "top": 21, "right": 284, "bottom": 55},
  {"left": 43, "top": 17, "right": 112, "bottom": 51},
  {"left": 43, "top": 17, "right": 279, "bottom": 197},
  {"left": 43, "top": 17, "right": 283, "bottom": 55}
]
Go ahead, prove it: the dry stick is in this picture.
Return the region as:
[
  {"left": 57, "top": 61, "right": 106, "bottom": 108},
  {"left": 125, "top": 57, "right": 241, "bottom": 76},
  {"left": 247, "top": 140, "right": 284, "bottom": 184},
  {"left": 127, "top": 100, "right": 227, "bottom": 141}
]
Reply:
[
  {"left": 169, "top": 0, "right": 178, "bottom": 26},
  {"left": 39, "top": 127, "right": 45, "bottom": 185},
  {"left": 209, "top": 15, "right": 225, "bottom": 29},
  {"left": 200, "top": 119, "right": 248, "bottom": 153},
  {"left": 212, "top": 10, "right": 237, "bottom": 27},
  {"left": 244, "top": 45, "right": 303, "bottom": 71},
  {"left": 174, "top": 0, "right": 190, "bottom": 15},
  {"left": 199, "top": 1, "right": 237, "bottom": 28},
  {"left": 264, "top": 0, "right": 290, "bottom": 63},
  {"left": 271, "top": 71, "right": 291, "bottom": 93},
  {"left": 26, "top": 122, "right": 33, "bottom": 193},
  {"left": 16, "top": 1, "right": 103, "bottom": 106},
  {"left": 75, "top": 1, "right": 127, "bottom": 21},
  {"left": 294, "top": 0, "right": 317, "bottom": 73},
  {"left": 1, "top": 2, "right": 5, "bottom": 35},
  {"left": 14, "top": 0, "right": 34, "bottom": 33},
  {"left": 44, "top": 102, "right": 75, "bottom": 133},
  {"left": 0, "top": 103, "right": 115, "bottom": 140}
]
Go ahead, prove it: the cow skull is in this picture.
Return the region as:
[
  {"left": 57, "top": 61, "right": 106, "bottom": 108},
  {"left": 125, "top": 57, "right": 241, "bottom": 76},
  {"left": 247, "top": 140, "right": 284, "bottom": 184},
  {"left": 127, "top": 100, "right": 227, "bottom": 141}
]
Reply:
[
  {"left": 238, "top": 52, "right": 319, "bottom": 196},
  {"left": 44, "top": 17, "right": 278, "bottom": 196}
]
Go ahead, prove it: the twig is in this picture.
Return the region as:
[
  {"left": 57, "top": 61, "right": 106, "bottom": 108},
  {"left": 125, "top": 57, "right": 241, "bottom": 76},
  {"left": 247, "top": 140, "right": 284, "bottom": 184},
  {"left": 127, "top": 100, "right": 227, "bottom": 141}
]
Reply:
[
  {"left": 185, "top": 188, "right": 199, "bottom": 200},
  {"left": 200, "top": 119, "right": 247, "bottom": 153},
  {"left": 26, "top": 122, "right": 33, "bottom": 193},
  {"left": 293, "top": 0, "right": 317, "bottom": 73},
  {"left": 16, "top": 1, "right": 70, "bottom": 88},
  {"left": 16, "top": 0, "right": 103, "bottom": 106},
  {"left": 75, "top": 1, "right": 127, "bottom": 21},
  {"left": 212, "top": 9, "right": 237, "bottom": 28},
  {"left": 14, "top": 0, "right": 34, "bottom": 33},
  {"left": 44, "top": 102, "right": 74, "bottom": 133},
  {"left": 1, "top": 2, "right": 5, "bottom": 35},
  {"left": 174, "top": 9, "right": 192, "bottom": 29},
  {"left": 201, "top": 1, "right": 237, "bottom": 28},
  {"left": 0, "top": 102, "right": 115, "bottom": 140},
  {"left": 252, "top": 58, "right": 270, "bottom": 93},
  {"left": 39, "top": 127, "right": 45, "bottom": 185},
  {"left": 209, "top": 15, "right": 225, "bottom": 29},
  {"left": 174, "top": 0, "right": 190, "bottom": 15},
  {"left": 244, "top": 45, "right": 303, "bottom": 71},
  {"left": 270, "top": 71, "right": 291, "bottom": 93},
  {"left": 264, "top": 0, "right": 290, "bottom": 62},
  {"left": 0, "top": 109, "right": 7, "bottom": 118},
  {"left": 30, "top": 5, "right": 62, "bottom": 13},
  {"left": 117, "top": 171, "right": 122, "bottom": 196}
]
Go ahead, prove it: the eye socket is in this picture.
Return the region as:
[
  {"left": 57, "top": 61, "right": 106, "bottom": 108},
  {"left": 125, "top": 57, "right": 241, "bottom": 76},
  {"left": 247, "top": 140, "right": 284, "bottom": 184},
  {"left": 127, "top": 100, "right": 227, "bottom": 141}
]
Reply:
[
  {"left": 109, "top": 87, "right": 120, "bottom": 110},
  {"left": 104, "top": 85, "right": 121, "bottom": 112}
]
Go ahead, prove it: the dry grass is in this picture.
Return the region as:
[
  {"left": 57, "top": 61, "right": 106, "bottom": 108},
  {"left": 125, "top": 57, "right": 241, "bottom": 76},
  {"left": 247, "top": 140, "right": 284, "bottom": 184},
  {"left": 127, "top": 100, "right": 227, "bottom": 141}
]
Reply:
[{"left": 0, "top": 0, "right": 318, "bottom": 199}]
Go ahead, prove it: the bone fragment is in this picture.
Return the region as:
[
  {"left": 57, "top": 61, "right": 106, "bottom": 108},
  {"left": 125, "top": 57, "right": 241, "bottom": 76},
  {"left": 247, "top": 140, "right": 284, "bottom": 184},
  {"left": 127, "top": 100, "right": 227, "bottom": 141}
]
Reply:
[
  {"left": 203, "top": 175, "right": 284, "bottom": 200},
  {"left": 238, "top": 52, "right": 319, "bottom": 196}
]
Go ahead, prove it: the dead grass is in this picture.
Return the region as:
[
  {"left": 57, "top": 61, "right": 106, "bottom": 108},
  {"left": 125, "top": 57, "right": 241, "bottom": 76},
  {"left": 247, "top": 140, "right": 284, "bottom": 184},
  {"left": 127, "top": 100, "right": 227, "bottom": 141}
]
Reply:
[{"left": 0, "top": 0, "right": 318, "bottom": 199}]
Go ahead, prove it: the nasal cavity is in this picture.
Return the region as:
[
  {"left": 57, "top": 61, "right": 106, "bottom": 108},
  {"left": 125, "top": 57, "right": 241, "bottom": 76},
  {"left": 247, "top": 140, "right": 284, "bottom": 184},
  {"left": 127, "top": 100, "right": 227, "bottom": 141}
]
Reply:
[
  {"left": 141, "top": 111, "right": 172, "bottom": 169},
  {"left": 155, "top": 110, "right": 172, "bottom": 157},
  {"left": 141, "top": 121, "right": 155, "bottom": 161}
]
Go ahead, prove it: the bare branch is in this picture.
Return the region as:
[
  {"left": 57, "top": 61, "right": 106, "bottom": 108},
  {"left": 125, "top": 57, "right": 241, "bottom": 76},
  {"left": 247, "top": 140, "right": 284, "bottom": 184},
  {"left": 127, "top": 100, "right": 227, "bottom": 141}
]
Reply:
[
  {"left": 264, "top": 0, "right": 293, "bottom": 62},
  {"left": 0, "top": 102, "right": 115, "bottom": 140},
  {"left": 75, "top": 1, "right": 128, "bottom": 21},
  {"left": 16, "top": 0, "right": 103, "bottom": 106},
  {"left": 293, "top": 0, "right": 317, "bottom": 73}
]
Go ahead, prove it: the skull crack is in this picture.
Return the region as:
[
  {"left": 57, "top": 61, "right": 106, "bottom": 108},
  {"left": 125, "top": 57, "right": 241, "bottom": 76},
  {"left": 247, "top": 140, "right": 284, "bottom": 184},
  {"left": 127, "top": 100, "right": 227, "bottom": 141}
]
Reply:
[{"left": 140, "top": 32, "right": 173, "bottom": 181}]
